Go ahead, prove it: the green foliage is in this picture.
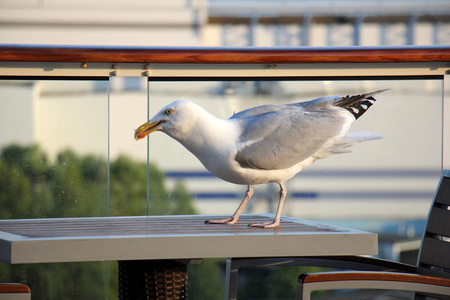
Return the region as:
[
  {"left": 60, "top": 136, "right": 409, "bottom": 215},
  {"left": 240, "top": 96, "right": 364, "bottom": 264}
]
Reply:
[
  {"left": 188, "top": 259, "right": 224, "bottom": 300},
  {"left": 108, "top": 154, "right": 199, "bottom": 216},
  {"left": 109, "top": 154, "right": 149, "bottom": 215},
  {"left": 0, "top": 144, "right": 51, "bottom": 218},
  {"left": 0, "top": 160, "right": 33, "bottom": 219},
  {"left": 0, "top": 144, "right": 198, "bottom": 219},
  {"left": 50, "top": 149, "right": 106, "bottom": 218},
  {"left": 170, "top": 182, "right": 198, "bottom": 215}
]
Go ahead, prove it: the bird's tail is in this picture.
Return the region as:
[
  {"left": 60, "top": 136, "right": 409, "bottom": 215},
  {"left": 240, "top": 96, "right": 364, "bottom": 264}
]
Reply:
[
  {"left": 333, "top": 89, "right": 389, "bottom": 119},
  {"left": 326, "top": 130, "right": 383, "bottom": 156}
]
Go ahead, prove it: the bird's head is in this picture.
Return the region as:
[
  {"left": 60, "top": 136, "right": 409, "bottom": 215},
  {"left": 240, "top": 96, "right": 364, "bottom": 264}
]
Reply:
[{"left": 134, "top": 100, "right": 197, "bottom": 140}]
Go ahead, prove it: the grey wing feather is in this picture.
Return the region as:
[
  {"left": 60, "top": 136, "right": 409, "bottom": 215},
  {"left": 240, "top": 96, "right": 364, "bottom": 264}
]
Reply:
[
  {"left": 234, "top": 107, "right": 348, "bottom": 170},
  {"left": 230, "top": 103, "right": 301, "bottom": 119}
]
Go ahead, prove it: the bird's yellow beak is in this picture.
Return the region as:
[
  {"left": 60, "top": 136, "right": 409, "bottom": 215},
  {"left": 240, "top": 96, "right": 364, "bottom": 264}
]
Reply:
[{"left": 134, "top": 120, "right": 166, "bottom": 140}]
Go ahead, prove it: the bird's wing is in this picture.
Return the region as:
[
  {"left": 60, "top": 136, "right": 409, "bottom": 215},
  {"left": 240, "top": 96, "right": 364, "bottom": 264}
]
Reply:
[
  {"left": 230, "top": 103, "right": 299, "bottom": 119},
  {"left": 234, "top": 104, "right": 350, "bottom": 170},
  {"left": 233, "top": 90, "right": 386, "bottom": 170}
]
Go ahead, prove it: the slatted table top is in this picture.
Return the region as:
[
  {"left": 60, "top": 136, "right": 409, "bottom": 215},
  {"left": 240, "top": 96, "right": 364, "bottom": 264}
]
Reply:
[{"left": 0, "top": 214, "right": 377, "bottom": 264}]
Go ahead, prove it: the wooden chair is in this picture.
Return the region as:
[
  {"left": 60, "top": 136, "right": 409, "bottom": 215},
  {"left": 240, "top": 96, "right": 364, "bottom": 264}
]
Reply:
[
  {"left": 297, "top": 170, "right": 450, "bottom": 300},
  {"left": 0, "top": 284, "right": 31, "bottom": 300}
]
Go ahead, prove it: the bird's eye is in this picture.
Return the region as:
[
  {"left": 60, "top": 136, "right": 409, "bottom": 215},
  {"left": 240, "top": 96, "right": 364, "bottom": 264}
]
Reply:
[{"left": 164, "top": 109, "right": 174, "bottom": 115}]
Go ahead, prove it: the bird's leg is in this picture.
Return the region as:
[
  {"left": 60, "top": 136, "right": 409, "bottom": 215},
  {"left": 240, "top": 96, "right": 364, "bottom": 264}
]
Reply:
[
  {"left": 249, "top": 183, "right": 287, "bottom": 228},
  {"left": 205, "top": 185, "right": 254, "bottom": 225}
]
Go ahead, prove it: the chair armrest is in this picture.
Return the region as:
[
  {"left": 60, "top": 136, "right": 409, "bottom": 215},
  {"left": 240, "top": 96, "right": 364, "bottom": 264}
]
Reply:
[
  {"left": 297, "top": 271, "right": 450, "bottom": 300},
  {"left": 0, "top": 283, "right": 31, "bottom": 300},
  {"left": 228, "top": 255, "right": 416, "bottom": 272},
  {"left": 301, "top": 255, "right": 417, "bottom": 272},
  {"left": 0, "top": 284, "right": 30, "bottom": 294}
]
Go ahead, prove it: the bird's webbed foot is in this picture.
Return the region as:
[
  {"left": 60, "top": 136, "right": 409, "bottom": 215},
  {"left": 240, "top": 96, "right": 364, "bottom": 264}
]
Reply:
[
  {"left": 248, "top": 221, "right": 280, "bottom": 229},
  {"left": 205, "top": 216, "right": 239, "bottom": 225}
]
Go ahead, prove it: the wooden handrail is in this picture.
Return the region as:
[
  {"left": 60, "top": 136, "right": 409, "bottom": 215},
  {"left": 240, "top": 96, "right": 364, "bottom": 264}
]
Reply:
[{"left": 1, "top": 45, "right": 450, "bottom": 64}]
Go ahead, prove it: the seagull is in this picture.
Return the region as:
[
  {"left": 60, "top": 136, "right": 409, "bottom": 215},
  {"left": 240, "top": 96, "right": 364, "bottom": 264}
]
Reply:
[{"left": 135, "top": 90, "right": 386, "bottom": 228}]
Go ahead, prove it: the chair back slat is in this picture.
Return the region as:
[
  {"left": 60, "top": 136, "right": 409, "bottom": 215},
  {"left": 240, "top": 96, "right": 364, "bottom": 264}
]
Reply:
[
  {"left": 417, "top": 171, "right": 450, "bottom": 279},
  {"left": 426, "top": 206, "right": 450, "bottom": 237},
  {"left": 435, "top": 176, "right": 450, "bottom": 206},
  {"left": 419, "top": 237, "right": 450, "bottom": 274}
]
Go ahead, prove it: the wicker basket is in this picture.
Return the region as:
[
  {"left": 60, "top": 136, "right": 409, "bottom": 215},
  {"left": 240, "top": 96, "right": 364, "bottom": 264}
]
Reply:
[{"left": 118, "top": 260, "right": 187, "bottom": 300}]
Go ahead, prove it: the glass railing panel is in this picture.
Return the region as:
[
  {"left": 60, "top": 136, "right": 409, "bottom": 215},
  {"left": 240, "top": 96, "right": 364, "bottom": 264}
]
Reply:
[
  {"left": 106, "top": 75, "right": 150, "bottom": 216},
  {"left": 0, "top": 78, "right": 110, "bottom": 299},
  {"left": 0, "top": 79, "right": 109, "bottom": 218}
]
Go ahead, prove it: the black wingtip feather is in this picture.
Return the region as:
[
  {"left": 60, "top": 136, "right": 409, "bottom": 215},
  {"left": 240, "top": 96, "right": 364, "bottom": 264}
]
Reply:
[{"left": 334, "top": 89, "right": 388, "bottom": 119}]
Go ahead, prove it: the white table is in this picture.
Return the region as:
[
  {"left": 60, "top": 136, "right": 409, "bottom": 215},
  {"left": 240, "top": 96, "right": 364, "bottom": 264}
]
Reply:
[{"left": 0, "top": 214, "right": 377, "bottom": 299}]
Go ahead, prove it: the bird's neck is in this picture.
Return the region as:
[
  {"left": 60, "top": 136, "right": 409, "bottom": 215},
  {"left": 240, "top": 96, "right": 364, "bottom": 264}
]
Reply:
[{"left": 170, "top": 110, "right": 238, "bottom": 167}]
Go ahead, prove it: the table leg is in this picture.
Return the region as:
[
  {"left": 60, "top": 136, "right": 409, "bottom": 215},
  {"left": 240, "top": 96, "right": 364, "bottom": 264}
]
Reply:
[{"left": 118, "top": 260, "right": 188, "bottom": 300}]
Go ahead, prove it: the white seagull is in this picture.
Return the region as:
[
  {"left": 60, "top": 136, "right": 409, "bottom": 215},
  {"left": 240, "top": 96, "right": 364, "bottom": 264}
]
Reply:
[{"left": 135, "top": 90, "right": 386, "bottom": 228}]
